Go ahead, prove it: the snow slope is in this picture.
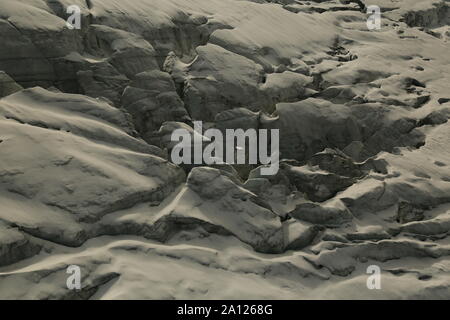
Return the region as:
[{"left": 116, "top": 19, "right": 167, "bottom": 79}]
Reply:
[{"left": 0, "top": 0, "right": 449, "bottom": 299}]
